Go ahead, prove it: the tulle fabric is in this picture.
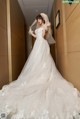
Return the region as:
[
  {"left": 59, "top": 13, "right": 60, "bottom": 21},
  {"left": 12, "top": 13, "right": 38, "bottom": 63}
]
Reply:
[{"left": 0, "top": 27, "right": 80, "bottom": 119}]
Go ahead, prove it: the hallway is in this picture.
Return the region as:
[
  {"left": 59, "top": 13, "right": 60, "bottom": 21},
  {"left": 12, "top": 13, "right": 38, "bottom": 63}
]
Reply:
[{"left": 0, "top": 0, "right": 80, "bottom": 91}]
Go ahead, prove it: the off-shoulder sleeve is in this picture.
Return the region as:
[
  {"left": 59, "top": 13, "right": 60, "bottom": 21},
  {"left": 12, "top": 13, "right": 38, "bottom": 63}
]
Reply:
[{"left": 43, "top": 24, "right": 48, "bottom": 31}]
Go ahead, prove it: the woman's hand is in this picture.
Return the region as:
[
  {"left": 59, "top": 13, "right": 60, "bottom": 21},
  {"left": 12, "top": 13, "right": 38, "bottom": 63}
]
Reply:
[{"left": 29, "top": 27, "right": 36, "bottom": 38}]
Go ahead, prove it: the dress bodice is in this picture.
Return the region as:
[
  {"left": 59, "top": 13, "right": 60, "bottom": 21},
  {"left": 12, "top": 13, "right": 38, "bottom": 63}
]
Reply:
[{"left": 35, "top": 27, "right": 44, "bottom": 38}]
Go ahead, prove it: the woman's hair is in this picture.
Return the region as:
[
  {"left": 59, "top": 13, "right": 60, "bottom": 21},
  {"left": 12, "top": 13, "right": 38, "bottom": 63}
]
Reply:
[{"left": 36, "top": 14, "right": 45, "bottom": 23}]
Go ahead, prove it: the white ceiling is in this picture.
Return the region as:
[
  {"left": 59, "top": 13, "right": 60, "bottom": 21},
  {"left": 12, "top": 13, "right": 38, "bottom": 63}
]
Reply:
[{"left": 18, "top": 0, "right": 54, "bottom": 26}]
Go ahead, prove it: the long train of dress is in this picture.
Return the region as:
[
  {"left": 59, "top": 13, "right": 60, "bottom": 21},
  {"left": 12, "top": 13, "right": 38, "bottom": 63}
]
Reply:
[{"left": 0, "top": 27, "right": 80, "bottom": 119}]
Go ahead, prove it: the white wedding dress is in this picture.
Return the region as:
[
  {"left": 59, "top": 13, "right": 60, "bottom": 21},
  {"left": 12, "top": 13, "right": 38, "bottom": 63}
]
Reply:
[{"left": 0, "top": 27, "right": 80, "bottom": 119}]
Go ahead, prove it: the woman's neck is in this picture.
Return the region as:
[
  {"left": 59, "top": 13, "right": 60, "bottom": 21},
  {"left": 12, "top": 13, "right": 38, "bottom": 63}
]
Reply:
[{"left": 39, "top": 23, "right": 44, "bottom": 27}]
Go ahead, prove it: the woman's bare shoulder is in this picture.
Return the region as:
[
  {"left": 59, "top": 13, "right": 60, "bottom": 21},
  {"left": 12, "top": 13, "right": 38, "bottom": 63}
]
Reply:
[{"left": 42, "top": 24, "right": 48, "bottom": 31}]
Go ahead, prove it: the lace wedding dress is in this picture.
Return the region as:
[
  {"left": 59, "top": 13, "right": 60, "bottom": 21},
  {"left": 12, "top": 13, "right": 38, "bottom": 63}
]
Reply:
[{"left": 0, "top": 27, "right": 80, "bottom": 119}]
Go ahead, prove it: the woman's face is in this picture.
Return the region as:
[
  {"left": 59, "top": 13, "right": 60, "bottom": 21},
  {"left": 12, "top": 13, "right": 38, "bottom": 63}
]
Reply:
[{"left": 37, "top": 19, "right": 43, "bottom": 25}]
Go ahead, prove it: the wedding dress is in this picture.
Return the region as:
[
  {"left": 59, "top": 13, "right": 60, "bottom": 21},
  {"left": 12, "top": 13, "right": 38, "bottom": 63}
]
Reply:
[{"left": 0, "top": 26, "right": 80, "bottom": 119}]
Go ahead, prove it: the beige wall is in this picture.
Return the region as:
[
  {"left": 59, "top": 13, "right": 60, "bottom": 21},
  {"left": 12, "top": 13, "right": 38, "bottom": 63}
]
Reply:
[
  {"left": 51, "top": 0, "right": 68, "bottom": 77},
  {"left": 10, "top": 0, "right": 27, "bottom": 81},
  {"left": 52, "top": 0, "right": 80, "bottom": 90},
  {"left": 0, "top": 0, "right": 9, "bottom": 89},
  {"left": 50, "top": 3, "right": 56, "bottom": 62},
  {"left": 0, "top": 0, "right": 27, "bottom": 89},
  {"left": 65, "top": 4, "right": 80, "bottom": 90}
]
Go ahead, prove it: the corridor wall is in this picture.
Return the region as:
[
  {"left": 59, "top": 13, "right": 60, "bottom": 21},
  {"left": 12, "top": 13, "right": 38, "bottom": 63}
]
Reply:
[
  {"left": 52, "top": 0, "right": 80, "bottom": 90},
  {"left": 0, "top": 0, "right": 27, "bottom": 89},
  {"left": 0, "top": 0, "right": 9, "bottom": 89},
  {"left": 10, "top": 0, "right": 27, "bottom": 81}
]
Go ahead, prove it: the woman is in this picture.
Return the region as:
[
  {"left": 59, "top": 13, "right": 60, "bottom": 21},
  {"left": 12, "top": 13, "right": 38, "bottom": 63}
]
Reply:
[
  {"left": 29, "top": 13, "right": 56, "bottom": 44},
  {"left": 0, "top": 13, "right": 80, "bottom": 119}
]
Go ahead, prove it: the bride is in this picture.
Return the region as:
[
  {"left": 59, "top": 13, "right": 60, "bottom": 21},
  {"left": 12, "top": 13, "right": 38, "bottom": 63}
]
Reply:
[{"left": 0, "top": 13, "right": 80, "bottom": 119}]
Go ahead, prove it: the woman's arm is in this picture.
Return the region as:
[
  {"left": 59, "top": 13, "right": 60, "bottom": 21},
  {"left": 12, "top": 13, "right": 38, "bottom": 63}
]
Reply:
[
  {"left": 42, "top": 29, "right": 46, "bottom": 38},
  {"left": 42, "top": 27, "right": 48, "bottom": 39},
  {"left": 28, "top": 19, "right": 37, "bottom": 38},
  {"left": 30, "top": 31, "right": 36, "bottom": 38},
  {"left": 28, "top": 27, "right": 36, "bottom": 38}
]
